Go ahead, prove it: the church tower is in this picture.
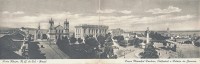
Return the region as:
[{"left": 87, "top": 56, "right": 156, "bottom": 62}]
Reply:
[{"left": 64, "top": 18, "right": 69, "bottom": 37}]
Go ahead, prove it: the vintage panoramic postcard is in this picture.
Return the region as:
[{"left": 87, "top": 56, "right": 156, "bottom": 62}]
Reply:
[{"left": 0, "top": 0, "right": 199, "bottom": 64}]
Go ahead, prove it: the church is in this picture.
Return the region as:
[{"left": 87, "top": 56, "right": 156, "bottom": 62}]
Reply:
[{"left": 47, "top": 18, "right": 70, "bottom": 42}]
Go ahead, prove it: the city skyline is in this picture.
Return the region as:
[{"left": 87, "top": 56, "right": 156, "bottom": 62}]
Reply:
[{"left": 0, "top": 0, "right": 199, "bottom": 31}]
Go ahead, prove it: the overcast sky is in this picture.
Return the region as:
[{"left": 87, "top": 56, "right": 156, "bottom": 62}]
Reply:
[{"left": 0, "top": 0, "right": 199, "bottom": 31}]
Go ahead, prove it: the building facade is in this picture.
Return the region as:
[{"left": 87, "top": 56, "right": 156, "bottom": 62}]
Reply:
[
  {"left": 47, "top": 18, "right": 69, "bottom": 42},
  {"left": 75, "top": 24, "right": 109, "bottom": 39}
]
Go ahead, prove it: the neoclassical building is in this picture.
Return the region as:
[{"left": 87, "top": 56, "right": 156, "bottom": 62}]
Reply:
[
  {"left": 47, "top": 18, "right": 69, "bottom": 42},
  {"left": 75, "top": 24, "right": 109, "bottom": 39}
]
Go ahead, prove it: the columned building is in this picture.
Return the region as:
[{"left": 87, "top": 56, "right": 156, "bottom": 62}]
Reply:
[
  {"left": 48, "top": 18, "right": 69, "bottom": 43},
  {"left": 75, "top": 24, "right": 109, "bottom": 39}
]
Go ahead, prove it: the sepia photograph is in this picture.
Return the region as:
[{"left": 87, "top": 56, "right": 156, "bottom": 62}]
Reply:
[{"left": 0, "top": 0, "right": 200, "bottom": 61}]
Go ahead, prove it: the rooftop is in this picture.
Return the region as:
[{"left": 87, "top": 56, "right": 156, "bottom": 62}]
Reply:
[{"left": 75, "top": 24, "right": 109, "bottom": 29}]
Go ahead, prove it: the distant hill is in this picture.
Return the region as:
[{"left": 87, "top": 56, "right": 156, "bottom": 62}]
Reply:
[{"left": 0, "top": 27, "right": 17, "bottom": 30}]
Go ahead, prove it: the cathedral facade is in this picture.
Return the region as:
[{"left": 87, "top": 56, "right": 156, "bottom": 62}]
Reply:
[{"left": 47, "top": 18, "right": 69, "bottom": 42}]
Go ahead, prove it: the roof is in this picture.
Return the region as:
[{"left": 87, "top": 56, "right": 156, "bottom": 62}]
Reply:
[
  {"left": 54, "top": 25, "right": 64, "bottom": 30},
  {"left": 75, "top": 24, "right": 109, "bottom": 29}
]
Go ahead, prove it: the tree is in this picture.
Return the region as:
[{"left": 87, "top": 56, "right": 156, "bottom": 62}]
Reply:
[
  {"left": 193, "top": 37, "right": 200, "bottom": 47},
  {"left": 97, "top": 35, "right": 106, "bottom": 47},
  {"left": 141, "top": 43, "right": 159, "bottom": 58},
  {"left": 70, "top": 36, "right": 77, "bottom": 44},
  {"left": 113, "top": 36, "right": 118, "bottom": 40},
  {"left": 105, "top": 33, "right": 113, "bottom": 46},
  {"left": 62, "top": 36, "right": 70, "bottom": 45},
  {"left": 77, "top": 38, "right": 83, "bottom": 43},
  {"left": 114, "top": 35, "right": 124, "bottom": 43},
  {"left": 85, "top": 35, "right": 99, "bottom": 47},
  {"left": 147, "top": 31, "right": 168, "bottom": 40},
  {"left": 134, "top": 38, "right": 141, "bottom": 47},
  {"left": 83, "top": 35, "right": 101, "bottom": 58}
]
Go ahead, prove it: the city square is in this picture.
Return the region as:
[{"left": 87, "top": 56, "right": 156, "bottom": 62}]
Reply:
[{"left": 0, "top": 0, "right": 200, "bottom": 59}]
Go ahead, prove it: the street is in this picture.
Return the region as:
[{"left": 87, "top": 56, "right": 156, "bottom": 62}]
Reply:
[
  {"left": 113, "top": 40, "right": 143, "bottom": 59},
  {"left": 38, "top": 41, "right": 70, "bottom": 59}
]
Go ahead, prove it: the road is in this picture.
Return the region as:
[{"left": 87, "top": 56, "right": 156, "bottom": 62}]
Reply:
[
  {"left": 113, "top": 40, "right": 143, "bottom": 59},
  {"left": 38, "top": 41, "right": 70, "bottom": 59}
]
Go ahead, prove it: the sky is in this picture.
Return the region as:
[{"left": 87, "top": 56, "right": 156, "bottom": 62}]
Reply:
[{"left": 0, "top": 0, "right": 199, "bottom": 31}]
